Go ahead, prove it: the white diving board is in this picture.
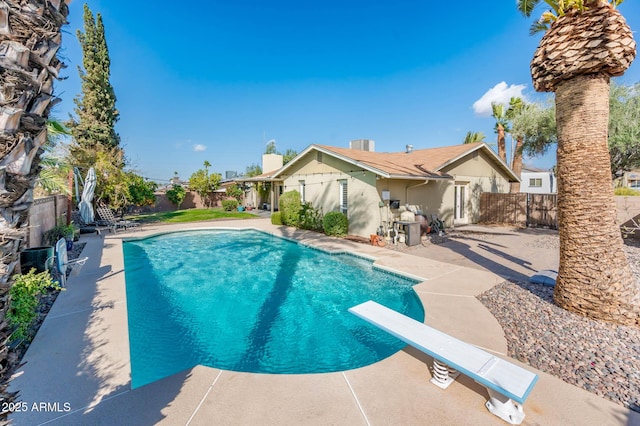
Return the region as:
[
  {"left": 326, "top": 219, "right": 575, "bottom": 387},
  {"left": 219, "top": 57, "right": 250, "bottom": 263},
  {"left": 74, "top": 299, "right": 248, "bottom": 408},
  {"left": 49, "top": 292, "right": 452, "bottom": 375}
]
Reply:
[{"left": 349, "top": 300, "right": 538, "bottom": 425}]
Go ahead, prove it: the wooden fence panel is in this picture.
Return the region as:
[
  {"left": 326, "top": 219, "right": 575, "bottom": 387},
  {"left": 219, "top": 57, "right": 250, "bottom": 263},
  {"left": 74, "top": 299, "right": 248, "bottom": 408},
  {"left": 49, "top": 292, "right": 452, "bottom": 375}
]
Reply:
[
  {"left": 528, "top": 194, "right": 558, "bottom": 228},
  {"left": 479, "top": 193, "right": 527, "bottom": 227}
]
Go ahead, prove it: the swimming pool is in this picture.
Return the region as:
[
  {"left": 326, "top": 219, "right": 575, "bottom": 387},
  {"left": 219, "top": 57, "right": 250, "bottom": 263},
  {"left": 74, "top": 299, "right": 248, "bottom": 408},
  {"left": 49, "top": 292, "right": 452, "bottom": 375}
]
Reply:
[{"left": 123, "top": 229, "right": 424, "bottom": 388}]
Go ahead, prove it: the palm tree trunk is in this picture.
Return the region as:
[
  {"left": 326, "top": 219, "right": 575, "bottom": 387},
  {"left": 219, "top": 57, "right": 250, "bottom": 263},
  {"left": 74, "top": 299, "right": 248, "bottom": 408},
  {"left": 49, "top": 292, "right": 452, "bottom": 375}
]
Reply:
[
  {"left": 510, "top": 136, "right": 523, "bottom": 193},
  {"left": 497, "top": 125, "right": 506, "bottom": 162},
  {"left": 0, "top": 0, "right": 69, "bottom": 416},
  {"left": 554, "top": 74, "right": 640, "bottom": 326}
]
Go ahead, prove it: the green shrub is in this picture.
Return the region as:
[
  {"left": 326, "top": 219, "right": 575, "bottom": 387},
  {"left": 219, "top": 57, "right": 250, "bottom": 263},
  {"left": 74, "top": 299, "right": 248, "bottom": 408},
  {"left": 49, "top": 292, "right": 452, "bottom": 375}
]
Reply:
[
  {"left": 614, "top": 187, "right": 640, "bottom": 196},
  {"left": 8, "top": 269, "right": 61, "bottom": 341},
  {"left": 221, "top": 198, "right": 239, "bottom": 211},
  {"left": 271, "top": 211, "right": 283, "bottom": 225},
  {"left": 43, "top": 219, "right": 76, "bottom": 246},
  {"left": 166, "top": 184, "right": 186, "bottom": 208},
  {"left": 323, "top": 211, "right": 348, "bottom": 236},
  {"left": 226, "top": 183, "right": 243, "bottom": 201},
  {"left": 279, "top": 190, "right": 301, "bottom": 226},
  {"left": 298, "top": 202, "right": 323, "bottom": 232}
]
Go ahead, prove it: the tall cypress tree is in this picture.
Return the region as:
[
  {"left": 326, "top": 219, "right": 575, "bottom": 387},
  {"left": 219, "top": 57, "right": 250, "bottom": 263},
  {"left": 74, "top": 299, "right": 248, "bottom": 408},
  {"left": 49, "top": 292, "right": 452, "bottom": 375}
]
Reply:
[{"left": 68, "top": 4, "right": 120, "bottom": 163}]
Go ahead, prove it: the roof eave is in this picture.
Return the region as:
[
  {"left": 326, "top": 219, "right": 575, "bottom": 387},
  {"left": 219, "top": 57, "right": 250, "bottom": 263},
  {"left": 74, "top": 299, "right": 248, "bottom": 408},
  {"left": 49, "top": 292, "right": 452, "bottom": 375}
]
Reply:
[{"left": 386, "top": 174, "right": 452, "bottom": 181}]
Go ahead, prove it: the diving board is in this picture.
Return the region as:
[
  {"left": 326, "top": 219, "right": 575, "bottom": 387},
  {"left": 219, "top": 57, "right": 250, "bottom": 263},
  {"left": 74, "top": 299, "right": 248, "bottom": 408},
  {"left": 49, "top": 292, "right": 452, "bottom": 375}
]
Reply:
[{"left": 349, "top": 300, "right": 538, "bottom": 425}]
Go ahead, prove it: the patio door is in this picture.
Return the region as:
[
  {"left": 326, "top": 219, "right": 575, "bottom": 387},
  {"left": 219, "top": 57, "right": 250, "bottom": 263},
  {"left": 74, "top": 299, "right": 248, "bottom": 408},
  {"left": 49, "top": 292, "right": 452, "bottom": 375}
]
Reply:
[{"left": 454, "top": 183, "right": 468, "bottom": 225}]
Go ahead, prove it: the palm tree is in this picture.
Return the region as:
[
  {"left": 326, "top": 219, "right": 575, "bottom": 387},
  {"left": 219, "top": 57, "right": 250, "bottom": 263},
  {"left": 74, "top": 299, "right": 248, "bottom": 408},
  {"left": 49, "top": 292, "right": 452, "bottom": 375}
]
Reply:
[
  {"left": 506, "top": 97, "right": 525, "bottom": 192},
  {"left": 36, "top": 120, "right": 72, "bottom": 196},
  {"left": 491, "top": 102, "right": 510, "bottom": 161},
  {"left": 0, "top": 0, "right": 70, "bottom": 414},
  {"left": 463, "top": 131, "right": 486, "bottom": 144},
  {"left": 518, "top": 0, "right": 639, "bottom": 326}
]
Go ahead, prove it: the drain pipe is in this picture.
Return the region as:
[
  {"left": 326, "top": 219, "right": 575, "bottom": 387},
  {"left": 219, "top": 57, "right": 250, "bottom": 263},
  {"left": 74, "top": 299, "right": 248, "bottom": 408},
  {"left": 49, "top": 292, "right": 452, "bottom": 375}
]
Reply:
[{"left": 405, "top": 180, "right": 430, "bottom": 207}]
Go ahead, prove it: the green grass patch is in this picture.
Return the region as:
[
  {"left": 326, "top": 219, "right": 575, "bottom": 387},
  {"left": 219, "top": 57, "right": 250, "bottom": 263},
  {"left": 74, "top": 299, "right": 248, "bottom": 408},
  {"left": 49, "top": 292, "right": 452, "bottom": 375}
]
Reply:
[
  {"left": 135, "top": 208, "right": 257, "bottom": 224},
  {"left": 614, "top": 187, "right": 640, "bottom": 196}
]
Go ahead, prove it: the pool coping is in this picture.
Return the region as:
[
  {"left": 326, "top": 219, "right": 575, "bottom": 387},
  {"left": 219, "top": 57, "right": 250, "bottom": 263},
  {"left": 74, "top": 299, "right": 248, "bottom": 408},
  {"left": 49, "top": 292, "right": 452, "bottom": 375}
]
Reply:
[{"left": 8, "top": 219, "right": 639, "bottom": 425}]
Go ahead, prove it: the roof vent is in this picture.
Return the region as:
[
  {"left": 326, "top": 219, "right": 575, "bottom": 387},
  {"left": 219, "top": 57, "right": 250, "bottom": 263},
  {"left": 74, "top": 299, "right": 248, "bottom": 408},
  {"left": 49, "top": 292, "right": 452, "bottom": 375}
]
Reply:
[{"left": 406, "top": 144, "right": 413, "bottom": 153}]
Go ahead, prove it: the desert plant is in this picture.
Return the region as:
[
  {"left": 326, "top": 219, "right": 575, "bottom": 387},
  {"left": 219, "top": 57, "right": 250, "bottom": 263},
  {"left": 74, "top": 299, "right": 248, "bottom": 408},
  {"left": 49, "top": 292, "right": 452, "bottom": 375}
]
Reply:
[
  {"left": 7, "top": 269, "right": 61, "bottom": 341},
  {"left": 323, "top": 212, "right": 348, "bottom": 237},
  {"left": 298, "top": 202, "right": 323, "bottom": 232},
  {"left": 221, "top": 198, "right": 239, "bottom": 211},
  {"left": 271, "top": 212, "right": 283, "bottom": 225},
  {"left": 279, "top": 190, "right": 301, "bottom": 226}
]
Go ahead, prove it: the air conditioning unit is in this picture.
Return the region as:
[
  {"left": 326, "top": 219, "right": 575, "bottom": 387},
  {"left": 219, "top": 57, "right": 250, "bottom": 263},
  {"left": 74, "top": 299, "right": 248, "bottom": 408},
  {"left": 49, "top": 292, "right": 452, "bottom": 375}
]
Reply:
[{"left": 350, "top": 139, "right": 375, "bottom": 152}]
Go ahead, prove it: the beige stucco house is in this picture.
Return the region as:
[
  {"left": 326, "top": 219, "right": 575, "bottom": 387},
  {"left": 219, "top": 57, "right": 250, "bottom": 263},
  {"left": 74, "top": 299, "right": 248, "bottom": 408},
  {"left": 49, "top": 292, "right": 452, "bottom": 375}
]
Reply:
[{"left": 261, "top": 142, "right": 518, "bottom": 238}]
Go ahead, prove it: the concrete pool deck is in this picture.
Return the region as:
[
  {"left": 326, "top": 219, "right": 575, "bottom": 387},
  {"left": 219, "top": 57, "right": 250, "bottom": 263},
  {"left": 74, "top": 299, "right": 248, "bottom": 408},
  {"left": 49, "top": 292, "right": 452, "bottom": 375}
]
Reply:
[{"left": 8, "top": 219, "right": 640, "bottom": 425}]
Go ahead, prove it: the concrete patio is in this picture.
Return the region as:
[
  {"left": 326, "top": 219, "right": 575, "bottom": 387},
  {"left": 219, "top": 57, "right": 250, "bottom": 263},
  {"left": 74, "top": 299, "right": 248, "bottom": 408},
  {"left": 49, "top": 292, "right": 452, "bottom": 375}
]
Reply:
[{"left": 8, "top": 218, "right": 640, "bottom": 425}]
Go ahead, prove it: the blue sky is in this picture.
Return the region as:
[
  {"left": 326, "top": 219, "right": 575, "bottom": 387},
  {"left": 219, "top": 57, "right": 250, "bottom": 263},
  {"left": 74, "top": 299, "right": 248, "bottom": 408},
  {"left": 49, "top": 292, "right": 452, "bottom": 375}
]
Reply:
[{"left": 54, "top": 1, "right": 640, "bottom": 182}]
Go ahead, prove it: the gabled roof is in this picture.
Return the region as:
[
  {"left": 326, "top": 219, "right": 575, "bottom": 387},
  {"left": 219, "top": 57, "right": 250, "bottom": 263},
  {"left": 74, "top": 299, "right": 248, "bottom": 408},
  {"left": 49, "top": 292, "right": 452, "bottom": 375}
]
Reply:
[
  {"left": 274, "top": 142, "right": 519, "bottom": 182},
  {"left": 237, "top": 169, "right": 281, "bottom": 182}
]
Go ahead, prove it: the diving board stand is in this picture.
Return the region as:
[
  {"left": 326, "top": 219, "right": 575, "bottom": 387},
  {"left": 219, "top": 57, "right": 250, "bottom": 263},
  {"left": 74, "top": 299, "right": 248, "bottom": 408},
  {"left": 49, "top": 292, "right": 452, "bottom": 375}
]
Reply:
[{"left": 349, "top": 301, "right": 538, "bottom": 425}]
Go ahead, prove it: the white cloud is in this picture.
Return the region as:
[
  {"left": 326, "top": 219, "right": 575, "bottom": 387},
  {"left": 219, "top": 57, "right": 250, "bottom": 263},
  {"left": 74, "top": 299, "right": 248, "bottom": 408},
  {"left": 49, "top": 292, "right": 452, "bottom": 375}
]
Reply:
[
  {"left": 193, "top": 144, "right": 207, "bottom": 152},
  {"left": 472, "top": 82, "right": 527, "bottom": 117}
]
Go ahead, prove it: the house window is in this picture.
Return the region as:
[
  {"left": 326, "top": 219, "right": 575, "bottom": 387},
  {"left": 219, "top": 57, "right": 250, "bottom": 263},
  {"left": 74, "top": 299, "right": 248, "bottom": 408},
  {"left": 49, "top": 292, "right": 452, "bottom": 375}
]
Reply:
[
  {"left": 529, "top": 178, "right": 542, "bottom": 187},
  {"left": 339, "top": 180, "right": 348, "bottom": 215},
  {"left": 630, "top": 180, "right": 640, "bottom": 189},
  {"left": 299, "top": 180, "right": 305, "bottom": 203}
]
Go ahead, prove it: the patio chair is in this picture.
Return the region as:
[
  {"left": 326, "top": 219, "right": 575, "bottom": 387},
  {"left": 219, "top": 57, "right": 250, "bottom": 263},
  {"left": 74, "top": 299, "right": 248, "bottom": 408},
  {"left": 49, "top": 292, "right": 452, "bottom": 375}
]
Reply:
[
  {"left": 55, "top": 238, "right": 88, "bottom": 287},
  {"left": 71, "top": 210, "right": 110, "bottom": 235},
  {"left": 96, "top": 207, "right": 141, "bottom": 233}
]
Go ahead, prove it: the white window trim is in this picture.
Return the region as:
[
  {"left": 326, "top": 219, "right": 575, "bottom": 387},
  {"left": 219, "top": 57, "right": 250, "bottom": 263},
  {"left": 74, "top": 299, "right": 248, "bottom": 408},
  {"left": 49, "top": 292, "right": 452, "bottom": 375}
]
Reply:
[{"left": 339, "top": 180, "right": 347, "bottom": 215}]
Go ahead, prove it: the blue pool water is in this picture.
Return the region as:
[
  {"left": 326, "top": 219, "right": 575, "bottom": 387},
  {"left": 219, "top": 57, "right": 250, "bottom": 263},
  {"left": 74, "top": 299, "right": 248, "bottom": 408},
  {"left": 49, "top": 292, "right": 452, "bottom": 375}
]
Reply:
[{"left": 123, "top": 229, "right": 424, "bottom": 388}]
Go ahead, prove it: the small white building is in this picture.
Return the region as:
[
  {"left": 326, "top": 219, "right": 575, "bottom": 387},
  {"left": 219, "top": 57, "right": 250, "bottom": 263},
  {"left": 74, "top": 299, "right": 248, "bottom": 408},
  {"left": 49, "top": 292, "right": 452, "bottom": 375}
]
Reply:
[
  {"left": 520, "top": 166, "right": 556, "bottom": 194},
  {"left": 621, "top": 170, "right": 640, "bottom": 189}
]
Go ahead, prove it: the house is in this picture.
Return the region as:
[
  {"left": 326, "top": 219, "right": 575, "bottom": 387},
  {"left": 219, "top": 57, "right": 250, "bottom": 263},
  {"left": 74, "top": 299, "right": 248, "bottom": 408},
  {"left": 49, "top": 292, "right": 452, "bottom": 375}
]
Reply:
[
  {"left": 520, "top": 166, "right": 557, "bottom": 194},
  {"left": 620, "top": 169, "right": 640, "bottom": 189},
  {"left": 239, "top": 154, "right": 284, "bottom": 210},
  {"left": 260, "top": 142, "right": 518, "bottom": 238}
]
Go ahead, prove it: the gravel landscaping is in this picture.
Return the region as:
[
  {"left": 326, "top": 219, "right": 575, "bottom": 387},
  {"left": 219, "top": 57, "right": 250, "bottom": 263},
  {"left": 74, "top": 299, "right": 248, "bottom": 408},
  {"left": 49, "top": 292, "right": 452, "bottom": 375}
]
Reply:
[{"left": 478, "top": 236, "right": 640, "bottom": 413}]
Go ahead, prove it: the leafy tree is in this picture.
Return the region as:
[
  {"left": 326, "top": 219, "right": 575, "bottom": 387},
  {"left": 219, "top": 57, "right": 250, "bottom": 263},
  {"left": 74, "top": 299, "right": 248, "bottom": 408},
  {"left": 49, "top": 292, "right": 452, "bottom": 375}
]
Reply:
[
  {"left": 282, "top": 148, "right": 298, "bottom": 165},
  {"left": 166, "top": 184, "right": 186, "bottom": 209},
  {"left": 245, "top": 164, "right": 262, "bottom": 177},
  {"left": 263, "top": 141, "right": 297, "bottom": 164},
  {"left": 518, "top": 0, "right": 639, "bottom": 326},
  {"left": 126, "top": 173, "right": 157, "bottom": 207},
  {"left": 68, "top": 4, "right": 120, "bottom": 155},
  {"left": 90, "top": 145, "right": 129, "bottom": 211},
  {"left": 510, "top": 100, "right": 557, "bottom": 158},
  {"left": 511, "top": 82, "right": 640, "bottom": 180},
  {"left": 609, "top": 82, "right": 640, "bottom": 178},
  {"left": 226, "top": 184, "right": 243, "bottom": 202},
  {"left": 189, "top": 161, "right": 222, "bottom": 207},
  {"left": 265, "top": 140, "right": 277, "bottom": 154},
  {"left": 67, "top": 4, "right": 124, "bottom": 208}
]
